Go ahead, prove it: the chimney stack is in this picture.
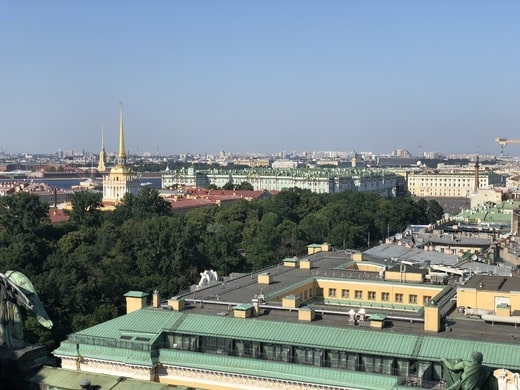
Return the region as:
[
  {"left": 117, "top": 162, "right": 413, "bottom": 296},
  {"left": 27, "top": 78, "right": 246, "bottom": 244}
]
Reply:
[{"left": 153, "top": 290, "right": 161, "bottom": 308}]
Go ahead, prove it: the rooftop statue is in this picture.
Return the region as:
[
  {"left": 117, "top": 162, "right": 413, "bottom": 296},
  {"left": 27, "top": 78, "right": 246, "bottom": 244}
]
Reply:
[
  {"left": 0, "top": 270, "right": 53, "bottom": 349},
  {"left": 442, "top": 351, "right": 498, "bottom": 390},
  {"left": 494, "top": 368, "right": 520, "bottom": 389}
]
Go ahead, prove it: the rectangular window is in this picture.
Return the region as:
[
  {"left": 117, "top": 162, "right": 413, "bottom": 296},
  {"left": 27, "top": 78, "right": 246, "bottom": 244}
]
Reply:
[
  {"left": 381, "top": 292, "right": 390, "bottom": 302},
  {"left": 294, "top": 347, "right": 317, "bottom": 365},
  {"left": 368, "top": 291, "right": 376, "bottom": 300},
  {"left": 263, "top": 344, "right": 290, "bottom": 362},
  {"left": 183, "top": 335, "right": 198, "bottom": 351},
  {"left": 329, "top": 288, "right": 336, "bottom": 297},
  {"left": 341, "top": 289, "right": 350, "bottom": 298},
  {"left": 327, "top": 351, "right": 348, "bottom": 369},
  {"left": 236, "top": 340, "right": 255, "bottom": 357},
  {"left": 395, "top": 293, "right": 403, "bottom": 303},
  {"left": 355, "top": 290, "right": 363, "bottom": 299},
  {"left": 200, "top": 336, "right": 231, "bottom": 354},
  {"left": 409, "top": 294, "right": 417, "bottom": 304},
  {"left": 423, "top": 296, "right": 432, "bottom": 304}
]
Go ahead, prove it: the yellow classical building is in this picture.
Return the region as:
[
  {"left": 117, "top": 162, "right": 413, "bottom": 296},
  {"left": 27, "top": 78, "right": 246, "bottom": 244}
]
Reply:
[
  {"left": 407, "top": 168, "right": 502, "bottom": 198},
  {"left": 102, "top": 103, "right": 141, "bottom": 203}
]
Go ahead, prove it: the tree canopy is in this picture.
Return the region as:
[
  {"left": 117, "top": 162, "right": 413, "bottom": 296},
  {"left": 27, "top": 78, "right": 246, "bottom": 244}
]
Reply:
[{"left": 0, "top": 189, "right": 443, "bottom": 350}]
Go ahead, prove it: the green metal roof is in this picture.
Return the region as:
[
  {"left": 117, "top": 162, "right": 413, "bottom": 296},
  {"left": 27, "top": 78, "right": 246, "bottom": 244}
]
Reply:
[
  {"left": 171, "top": 312, "right": 415, "bottom": 357},
  {"left": 456, "top": 201, "right": 520, "bottom": 223},
  {"left": 54, "top": 341, "right": 157, "bottom": 366},
  {"left": 234, "top": 303, "right": 254, "bottom": 310},
  {"left": 71, "top": 309, "right": 181, "bottom": 339},
  {"left": 158, "top": 349, "right": 400, "bottom": 390},
  {"left": 417, "top": 337, "right": 520, "bottom": 371},
  {"left": 124, "top": 291, "right": 150, "bottom": 298},
  {"left": 54, "top": 308, "right": 520, "bottom": 373},
  {"left": 55, "top": 309, "right": 414, "bottom": 359}
]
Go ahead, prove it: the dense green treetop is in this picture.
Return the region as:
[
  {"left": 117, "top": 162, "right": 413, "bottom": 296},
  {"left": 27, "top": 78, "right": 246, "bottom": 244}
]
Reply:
[
  {"left": 67, "top": 191, "right": 103, "bottom": 227},
  {"left": 0, "top": 189, "right": 443, "bottom": 350},
  {"left": 0, "top": 191, "right": 49, "bottom": 235}
]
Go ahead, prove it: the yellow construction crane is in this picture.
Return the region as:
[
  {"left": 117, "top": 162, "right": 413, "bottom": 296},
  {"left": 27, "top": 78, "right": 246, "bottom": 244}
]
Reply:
[{"left": 495, "top": 138, "right": 520, "bottom": 155}]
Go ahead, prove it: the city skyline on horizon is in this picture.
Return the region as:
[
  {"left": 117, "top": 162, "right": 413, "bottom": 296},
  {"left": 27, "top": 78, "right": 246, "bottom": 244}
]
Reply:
[
  {"left": 0, "top": 145, "right": 503, "bottom": 161},
  {"left": 2, "top": 1, "right": 519, "bottom": 157}
]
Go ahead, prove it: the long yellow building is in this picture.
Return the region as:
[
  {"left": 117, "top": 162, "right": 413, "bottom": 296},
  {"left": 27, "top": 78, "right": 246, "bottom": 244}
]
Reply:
[{"left": 407, "top": 170, "right": 502, "bottom": 198}]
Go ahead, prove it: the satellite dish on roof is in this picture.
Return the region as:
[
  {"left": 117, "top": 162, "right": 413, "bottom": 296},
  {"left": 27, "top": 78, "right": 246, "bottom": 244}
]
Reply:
[
  {"left": 395, "top": 233, "right": 402, "bottom": 240},
  {"left": 471, "top": 255, "right": 478, "bottom": 261}
]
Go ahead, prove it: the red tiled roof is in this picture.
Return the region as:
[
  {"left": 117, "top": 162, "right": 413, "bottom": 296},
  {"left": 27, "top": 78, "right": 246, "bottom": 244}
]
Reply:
[
  {"left": 165, "top": 189, "right": 275, "bottom": 212},
  {"left": 168, "top": 198, "right": 214, "bottom": 211},
  {"left": 49, "top": 208, "right": 70, "bottom": 223}
]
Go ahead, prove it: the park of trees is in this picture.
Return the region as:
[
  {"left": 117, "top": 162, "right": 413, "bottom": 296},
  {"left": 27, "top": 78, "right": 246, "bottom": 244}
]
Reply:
[{"left": 0, "top": 187, "right": 443, "bottom": 350}]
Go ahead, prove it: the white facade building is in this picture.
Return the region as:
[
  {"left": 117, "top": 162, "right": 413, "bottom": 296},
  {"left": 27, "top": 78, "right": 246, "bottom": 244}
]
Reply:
[{"left": 162, "top": 167, "right": 397, "bottom": 196}]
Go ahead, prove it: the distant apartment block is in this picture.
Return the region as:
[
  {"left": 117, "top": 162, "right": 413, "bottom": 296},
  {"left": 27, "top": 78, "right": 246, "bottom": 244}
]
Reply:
[
  {"left": 162, "top": 167, "right": 397, "bottom": 196},
  {"left": 233, "top": 158, "right": 271, "bottom": 168},
  {"left": 271, "top": 159, "right": 299, "bottom": 169},
  {"left": 391, "top": 149, "right": 412, "bottom": 158}
]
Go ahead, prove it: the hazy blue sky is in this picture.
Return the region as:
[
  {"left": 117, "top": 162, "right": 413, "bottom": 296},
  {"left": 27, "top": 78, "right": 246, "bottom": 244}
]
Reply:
[{"left": 1, "top": 1, "right": 519, "bottom": 156}]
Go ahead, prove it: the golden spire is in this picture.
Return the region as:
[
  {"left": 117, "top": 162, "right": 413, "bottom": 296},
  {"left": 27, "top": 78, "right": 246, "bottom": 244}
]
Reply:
[
  {"left": 97, "top": 124, "right": 106, "bottom": 172},
  {"left": 101, "top": 123, "right": 105, "bottom": 149},
  {"left": 117, "top": 101, "right": 126, "bottom": 166}
]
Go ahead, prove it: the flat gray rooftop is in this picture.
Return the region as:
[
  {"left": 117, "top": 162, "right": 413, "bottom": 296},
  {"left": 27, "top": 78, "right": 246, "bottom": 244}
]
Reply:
[
  {"left": 173, "top": 249, "right": 520, "bottom": 347},
  {"left": 463, "top": 274, "right": 520, "bottom": 292}
]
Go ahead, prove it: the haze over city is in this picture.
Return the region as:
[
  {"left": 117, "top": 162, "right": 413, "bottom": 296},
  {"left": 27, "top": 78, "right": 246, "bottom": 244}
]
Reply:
[{"left": 1, "top": 1, "right": 519, "bottom": 156}]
